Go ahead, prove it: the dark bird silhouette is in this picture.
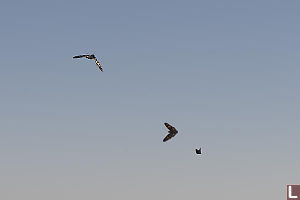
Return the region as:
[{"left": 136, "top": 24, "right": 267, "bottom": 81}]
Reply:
[
  {"left": 195, "top": 148, "right": 201, "bottom": 154},
  {"left": 163, "top": 123, "right": 178, "bottom": 142},
  {"left": 73, "top": 54, "right": 103, "bottom": 72}
]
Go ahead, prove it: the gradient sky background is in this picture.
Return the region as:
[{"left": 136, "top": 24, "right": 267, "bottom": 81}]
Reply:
[{"left": 1, "top": 0, "right": 300, "bottom": 199}]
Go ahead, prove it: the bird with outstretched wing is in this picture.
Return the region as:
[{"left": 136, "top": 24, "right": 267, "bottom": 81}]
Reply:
[
  {"left": 73, "top": 54, "right": 103, "bottom": 72},
  {"left": 195, "top": 148, "right": 201, "bottom": 154},
  {"left": 163, "top": 122, "right": 178, "bottom": 142}
]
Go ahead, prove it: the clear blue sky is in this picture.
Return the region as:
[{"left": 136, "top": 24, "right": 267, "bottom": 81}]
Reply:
[{"left": 1, "top": 1, "right": 300, "bottom": 199}]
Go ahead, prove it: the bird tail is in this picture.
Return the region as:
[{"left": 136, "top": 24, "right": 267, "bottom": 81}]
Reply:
[{"left": 94, "top": 58, "right": 103, "bottom": 72}]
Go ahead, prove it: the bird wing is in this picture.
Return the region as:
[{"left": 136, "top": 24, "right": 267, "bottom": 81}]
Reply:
[
  {"left": 163, "top": 132, "right": 177, "bottom": 142},
  {"left": 164, "top": 123, "right": 172, "bottom": 130},
  {"left": 164, "top": 123, "right": 177, "bottom": 133},
  {"left": 73, "top": 55, "right": 89, "bottom": 59},
  {"left": 94, "top": 58, "right": 103, "bottom": 72}
]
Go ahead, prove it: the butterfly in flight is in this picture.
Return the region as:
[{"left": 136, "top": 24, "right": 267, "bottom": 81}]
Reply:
[
  {"left": 195, "top": 148, "right": 202, "bottom": 154},
  {"left": 163, "top": 123, "right": 178, "bottom": 142},
  {"left": 73, "top": 54, "right": 103, "bottom": 72}
]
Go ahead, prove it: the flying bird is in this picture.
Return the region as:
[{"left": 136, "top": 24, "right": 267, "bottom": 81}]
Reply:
[
  {"left": 163, "top": 123, "right": 178, "bottom": 142},
  {"left": 73, "top": 54, "right": 103, "bottom": 72},
  {"left": 195, "top": 148, "right": 201, "bottom": 154}
]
